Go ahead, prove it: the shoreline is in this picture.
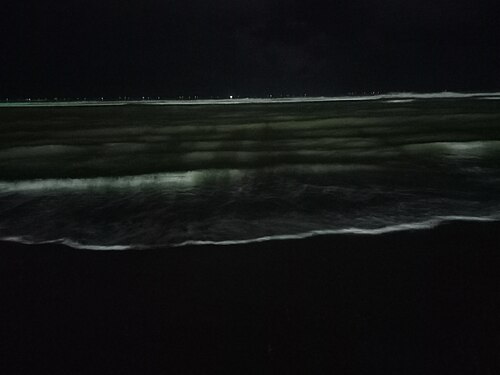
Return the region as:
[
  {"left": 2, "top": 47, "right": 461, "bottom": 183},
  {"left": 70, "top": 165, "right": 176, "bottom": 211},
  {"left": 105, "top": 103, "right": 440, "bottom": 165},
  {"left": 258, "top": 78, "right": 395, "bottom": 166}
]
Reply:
[
  {"left": 1, "top": 216, "right": 499, "bottom": 251},
  {"left": 1, "top": 219, "right": 500, "bottom": 373}
]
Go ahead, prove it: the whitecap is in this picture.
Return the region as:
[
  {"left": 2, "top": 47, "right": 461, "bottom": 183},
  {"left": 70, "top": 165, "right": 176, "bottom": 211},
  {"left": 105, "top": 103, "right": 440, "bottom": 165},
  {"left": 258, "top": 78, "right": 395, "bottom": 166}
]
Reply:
[{"left": 0, "top": 170, "right": 247, "bottom": 193}]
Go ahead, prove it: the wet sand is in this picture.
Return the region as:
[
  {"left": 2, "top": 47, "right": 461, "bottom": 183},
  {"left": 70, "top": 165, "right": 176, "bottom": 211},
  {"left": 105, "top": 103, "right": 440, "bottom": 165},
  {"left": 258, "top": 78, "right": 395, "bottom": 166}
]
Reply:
[{"left": 1, "top": 220, "right": 499, "bottom": 374}]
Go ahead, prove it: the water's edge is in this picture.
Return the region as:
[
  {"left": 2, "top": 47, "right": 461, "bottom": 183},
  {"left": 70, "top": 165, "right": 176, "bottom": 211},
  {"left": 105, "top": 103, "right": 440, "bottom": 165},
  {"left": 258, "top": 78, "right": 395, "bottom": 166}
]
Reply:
[{"left": 1, "top": 216, "right": 496, "bottom": 251}]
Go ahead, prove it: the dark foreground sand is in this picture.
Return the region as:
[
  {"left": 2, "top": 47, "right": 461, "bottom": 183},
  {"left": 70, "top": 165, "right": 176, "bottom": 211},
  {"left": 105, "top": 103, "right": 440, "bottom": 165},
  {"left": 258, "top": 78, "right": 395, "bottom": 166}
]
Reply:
[{"left": 1, "top": 221, "right": 499, "bottom": 374}]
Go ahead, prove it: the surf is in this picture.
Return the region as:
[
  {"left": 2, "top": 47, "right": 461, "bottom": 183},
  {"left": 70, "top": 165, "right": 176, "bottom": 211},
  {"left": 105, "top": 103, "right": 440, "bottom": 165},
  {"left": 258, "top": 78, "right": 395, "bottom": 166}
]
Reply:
[{"left": 1, "top": 215, "right": 498, "bottom": 250}]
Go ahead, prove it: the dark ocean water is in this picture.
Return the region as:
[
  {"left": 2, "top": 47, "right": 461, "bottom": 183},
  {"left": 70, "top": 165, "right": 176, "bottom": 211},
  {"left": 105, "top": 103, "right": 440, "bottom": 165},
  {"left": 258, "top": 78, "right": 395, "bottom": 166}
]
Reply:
[{"left": 1, "top": 93, "right": 500, "bottom": 249}]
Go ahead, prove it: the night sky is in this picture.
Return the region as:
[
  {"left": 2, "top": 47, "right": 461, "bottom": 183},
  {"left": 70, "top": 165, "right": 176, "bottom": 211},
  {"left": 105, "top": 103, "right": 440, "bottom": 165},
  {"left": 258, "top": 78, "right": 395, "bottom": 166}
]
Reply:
[{"left": 2, "top": 0, "right": 499, "bottom": 99}]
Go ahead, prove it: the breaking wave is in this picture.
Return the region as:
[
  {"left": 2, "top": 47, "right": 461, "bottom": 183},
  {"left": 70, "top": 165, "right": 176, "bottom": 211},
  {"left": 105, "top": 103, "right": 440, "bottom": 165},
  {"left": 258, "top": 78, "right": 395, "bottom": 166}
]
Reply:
[{"left": 1, "top": 96, "right": 500, "bottom": 250}]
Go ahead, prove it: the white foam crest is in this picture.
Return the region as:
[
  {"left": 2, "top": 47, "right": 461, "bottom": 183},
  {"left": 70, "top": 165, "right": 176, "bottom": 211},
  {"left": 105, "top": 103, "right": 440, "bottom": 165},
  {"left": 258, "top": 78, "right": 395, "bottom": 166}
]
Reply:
[
  {"left": 0, "top": 216, "right": 496, "bottom": 250},
  {"left": 402, "top": 140, "right": 500, "bottom": 158},
  {"left": 172, "top": 215, "right": 498, "bottom": 247},
  {"left": 0, "top": 236, "right": 134, "bottom": 250},
  {"left": 385, "top": 99, "right": 415, "bottom": 103},
  {"left": 0, "top": 170, "right": 243, "bottom": 192},
  {"left": 1, "top": 215, "right": 497, "bottom": 250},
  {"left": 0, "top": 164, "right": 387, "bottom": 193}
]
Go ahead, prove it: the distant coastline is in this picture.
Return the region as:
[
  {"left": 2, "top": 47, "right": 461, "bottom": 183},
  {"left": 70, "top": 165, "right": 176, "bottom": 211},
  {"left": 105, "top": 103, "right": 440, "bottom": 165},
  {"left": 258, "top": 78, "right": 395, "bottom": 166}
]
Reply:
[{"left": 1, "top": 91, "right": 500, "bottom": 107}]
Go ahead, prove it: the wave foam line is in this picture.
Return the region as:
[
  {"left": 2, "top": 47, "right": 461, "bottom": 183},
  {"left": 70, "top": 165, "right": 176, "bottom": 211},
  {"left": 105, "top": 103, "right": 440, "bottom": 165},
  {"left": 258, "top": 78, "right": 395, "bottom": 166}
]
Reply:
[
  {"left": 0, "top": 236, "right": 137, "bottom": 250},
  {"left": 0, "top": 164, "right": 382, "bottom": 192},
  {"left": 172, "top": 216, "right": 498, "bottom": 247},
  {"left": 4, "top": 215, "right": 495, "bottom": 250},
  {"left": 0, "top": 170, "right": 231, "bottom": 192}
]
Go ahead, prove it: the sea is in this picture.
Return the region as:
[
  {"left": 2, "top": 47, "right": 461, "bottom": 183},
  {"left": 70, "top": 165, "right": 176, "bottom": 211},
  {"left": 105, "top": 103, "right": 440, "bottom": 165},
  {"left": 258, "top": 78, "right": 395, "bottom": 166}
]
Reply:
[{"left": 1, "top": 92, "right": 500, "bottom": 249}]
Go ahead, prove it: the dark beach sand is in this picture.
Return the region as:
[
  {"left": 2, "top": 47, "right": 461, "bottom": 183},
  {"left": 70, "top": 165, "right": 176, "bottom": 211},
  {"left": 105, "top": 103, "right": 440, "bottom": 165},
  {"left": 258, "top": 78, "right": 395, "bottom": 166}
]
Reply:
[{"left": 1, "top": 221, "right": 499, "bottom": 374}]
